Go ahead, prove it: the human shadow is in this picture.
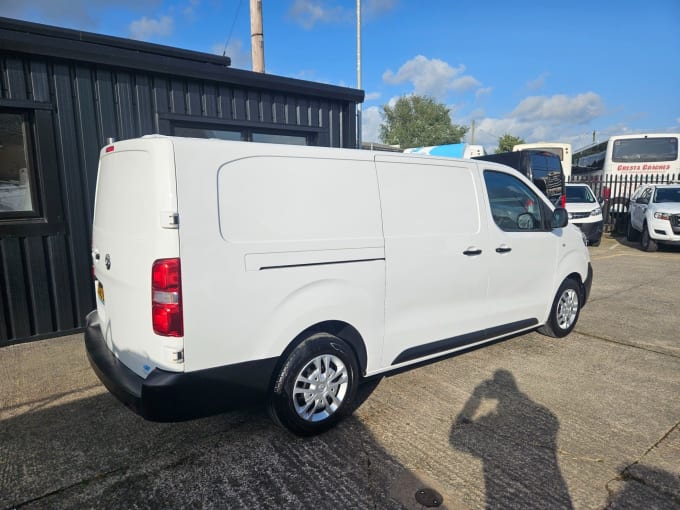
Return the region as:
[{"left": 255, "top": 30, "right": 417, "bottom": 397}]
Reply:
[{"left": 450, "top": 369, "right": 573, "bottom": 509}]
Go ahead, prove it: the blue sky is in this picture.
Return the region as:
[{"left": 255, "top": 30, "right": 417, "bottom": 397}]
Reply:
[{"left": 3, "top": 0, "right": 679, "bottom": 152}]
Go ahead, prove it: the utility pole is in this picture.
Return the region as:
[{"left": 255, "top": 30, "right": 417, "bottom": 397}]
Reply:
[
  {"left": 356, "top": 0, "right": 362, "bottom": 148},
  {"left": 470, "top": 119, "right": 476, "bottom": 144},
  {"left": 250, "top": 0, "right": 265, "bottom": 73}
]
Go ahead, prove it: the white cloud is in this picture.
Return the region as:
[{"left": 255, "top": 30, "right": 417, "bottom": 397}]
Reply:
[
  {"left": 468, "top": 92, "right": 608, "bottom": 153},
  {"left": 475, "top": 87, "right": 493, "bottom": 99},
  {"left": 382, "top": 55, "right": 482, "bottom": 100},
  {"left": 509, "top": 92, "right": 605, "bottom": 124},
  {"left": 287, "top": 0, "right": 347, "bottom": 29},
  {"left": 526, "top": 73, "right": 549, "bottom": 90},
  {"left": 129, "top": 15, "right": 174, "bottom": 40},
  {"left": 364, "top": 0, "right": 397, "bottom": 17},
  {"left": 287, "top": 0, "right": 396, "bottom": 27},
  {"left": 361, "top": 106, "right": 382, "bottom": 143},
  {"left": 184, "top": 0, "right": 200, "bottom": 19},
  {"left": 452, "top": 76, "right": 481, "bottom": 93},
  {"left": 212, "top": 39, "right": 250, "bottom": 69},
  {"left": 364, "top": 91, "right": 382, "bottom": 101}
]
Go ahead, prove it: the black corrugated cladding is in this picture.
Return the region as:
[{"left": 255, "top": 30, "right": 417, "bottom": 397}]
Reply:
[{"left": 0, "top": 17, "right": 364, "bottom": 346}]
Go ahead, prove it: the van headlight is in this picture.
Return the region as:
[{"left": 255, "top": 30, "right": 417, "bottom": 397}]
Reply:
[
  {"left": 654, "top": 212, "right": 670, "bottom": 220},
  {"left": 590, "top": 207, "right": 601, "bottom": 216}
]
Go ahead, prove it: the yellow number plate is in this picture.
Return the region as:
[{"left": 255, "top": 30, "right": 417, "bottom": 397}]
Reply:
[{"left": 97, "top": 282, "right": 105, "bottom": 303}]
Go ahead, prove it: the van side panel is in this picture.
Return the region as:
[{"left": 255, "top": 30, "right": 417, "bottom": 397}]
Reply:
[
  {"left": 92, "top": 138, "right": 180, "bottom": 378},
  {"left": 375, "top": 156, "right": 490, "bottom": 368},
  {"left": 171, "top": 139, "right": 386, "bottom": 374}
]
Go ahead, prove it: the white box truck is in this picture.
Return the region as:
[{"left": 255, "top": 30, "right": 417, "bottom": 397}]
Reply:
[{"left": 86, "top": 136, "right": 592, "bottom": 435}]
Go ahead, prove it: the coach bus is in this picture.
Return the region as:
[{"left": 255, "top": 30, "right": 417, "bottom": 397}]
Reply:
[
  {"left": 513, "top": 142, "right": 572, "bottom": 178},
  {"left": 572, "top": 133, "right": 680, "bottom": 227},
  {"left": 572, "top": 133, "right": 679, "bottom": 179}
]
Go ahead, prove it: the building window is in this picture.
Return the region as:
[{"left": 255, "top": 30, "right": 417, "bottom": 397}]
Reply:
[
  {"left": 172, "top": 123, "right": 312, "bottom": 146},
  {"left": 173, "top": 126, "right": 243, "bottom": 141},
  {"left": 251, "top": 132, "right": 307, "bottom": 145},
  {"left": 0, "top": 112, "right": 37, "bottom": 217}
]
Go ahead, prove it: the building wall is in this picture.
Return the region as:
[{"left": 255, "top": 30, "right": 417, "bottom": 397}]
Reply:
[{"left": 0, "top": 38, "right": 360, "bottom": 346}]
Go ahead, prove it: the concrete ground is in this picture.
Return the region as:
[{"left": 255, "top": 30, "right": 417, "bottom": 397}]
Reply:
[{"left": 1, "top": 234, "right": 679, "bottom": 509}]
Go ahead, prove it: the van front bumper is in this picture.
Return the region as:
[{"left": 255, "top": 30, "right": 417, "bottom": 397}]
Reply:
[
  {"left": 572, "top": 220, "right": 603, "bottom": 245},
  {"left": 84, "top": 311, "right": 279, "bottom": 422}
]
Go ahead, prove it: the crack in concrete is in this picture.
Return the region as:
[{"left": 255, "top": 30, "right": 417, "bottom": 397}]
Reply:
[
  {"left": 573, "top": 329, "right": 680, "bottom": 359},
  {"left": 603, "top": 421, "right": 680, "bottom": 508},
  {"left": 9, "top": 466, "right": 127, "bottom": 509}
]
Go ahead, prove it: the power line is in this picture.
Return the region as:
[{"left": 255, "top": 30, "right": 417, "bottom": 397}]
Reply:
[{"left": 222, "top": 0, "right": 244, "bottom": 57}]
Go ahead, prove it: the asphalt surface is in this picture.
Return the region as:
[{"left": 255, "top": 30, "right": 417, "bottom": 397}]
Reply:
[{"left": 1, "top": 233, "right": 679, "bottom": 509}]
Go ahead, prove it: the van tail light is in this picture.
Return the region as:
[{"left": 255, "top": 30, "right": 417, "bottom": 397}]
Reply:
[
  {"left": 602, "top": 186, "right": 611, "bottom": 200},
  {"left": 152, "top": 258, "right": 183, "bottom": 337},
  {"left": 560, "top": 194, "right": 566, "bottom": 208}
]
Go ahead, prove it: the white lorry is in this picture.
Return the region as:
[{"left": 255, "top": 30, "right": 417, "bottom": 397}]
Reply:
[{"left": 86, "top": 136, "right": 592, "bottom": 435}]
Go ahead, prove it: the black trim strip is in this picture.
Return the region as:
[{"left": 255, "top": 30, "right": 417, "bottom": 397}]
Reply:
[
  {"left": 392, "top": 318, "right": 539, "bottom": 365},
  {"left": 259, "top": 257, "right": 385, "bottom": 271}
]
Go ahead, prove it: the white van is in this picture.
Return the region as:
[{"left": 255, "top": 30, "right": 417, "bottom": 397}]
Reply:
[{"left": 86, "top": 136, "right": 592, "bottom": 435}]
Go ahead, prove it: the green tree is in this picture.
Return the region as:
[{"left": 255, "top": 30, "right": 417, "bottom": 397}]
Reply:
[
  {"left": 495, "top": 133, "right": 526, "bottom": 153},
  {"left": 379, "top": 95, "right": 468, "bottom": 148}
]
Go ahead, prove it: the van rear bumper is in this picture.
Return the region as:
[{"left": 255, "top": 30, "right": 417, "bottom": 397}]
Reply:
[{"left": 84, "top": 311, "right": 279, "bottom": 421}]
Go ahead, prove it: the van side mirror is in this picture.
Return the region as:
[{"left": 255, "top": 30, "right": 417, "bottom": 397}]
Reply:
[{"left": 551, "top": 208, "right": 569, "bottom": 229}]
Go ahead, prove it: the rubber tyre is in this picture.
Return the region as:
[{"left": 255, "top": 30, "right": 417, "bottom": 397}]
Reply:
[
  {"left": 626, "top": 217, "right": 639, "bottom": 242},
  {"left": 590, "top": 237, "right": 601, "bottom": 247},
  {"left": 641, "top": 224, "right": 658, "bottom": 252},
  {"left": 538, "top": 278, "right": 581, "bottom": 338},
  {"left": 269, "top": 333, "right": 359, "bottom": 436}
]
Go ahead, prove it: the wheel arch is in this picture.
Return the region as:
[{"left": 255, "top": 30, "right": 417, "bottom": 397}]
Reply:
[
  {"left": 542, "top": 269, "right": 588, "bottom": 324},
  {"left": 564, "top": 271, "right": 587, "bottom": 305},
  {"left": 271, "top": 320, "right": 368, "bottom": 390}
]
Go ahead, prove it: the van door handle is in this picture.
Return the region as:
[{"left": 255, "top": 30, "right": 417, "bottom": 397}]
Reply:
[
  {"left": 463, "top": 248, "right": 482, "bottom": 256},
  {"left": 496, "top": 245, "right": 512, "bottom": 253}
]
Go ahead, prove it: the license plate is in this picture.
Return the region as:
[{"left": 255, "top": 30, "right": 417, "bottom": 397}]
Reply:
[{"left": 97, "top": 282, "right": 105, "bottom": 303}]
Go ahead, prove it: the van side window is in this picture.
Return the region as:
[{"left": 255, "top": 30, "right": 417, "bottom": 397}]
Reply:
[{"left": 483, "top": 170, "right": 544, "bottom": 232}]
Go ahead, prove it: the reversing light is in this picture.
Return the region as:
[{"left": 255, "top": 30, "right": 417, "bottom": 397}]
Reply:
[{"left": 151, "top": 258, "right": 183, "bottom": 337}]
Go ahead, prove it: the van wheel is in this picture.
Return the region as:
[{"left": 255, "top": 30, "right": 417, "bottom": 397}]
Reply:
[
  {"left": 269, "top": 333, "right": 358, "bottom": 436},
  {"left": 626, "top": 217, "right": 639, "bottom": 241},
  {"left": 538, "top": 278, "right": 581, "bottom": 338},
  {"left": 641, "top": 224, "right": 658, "bottom": 252}
]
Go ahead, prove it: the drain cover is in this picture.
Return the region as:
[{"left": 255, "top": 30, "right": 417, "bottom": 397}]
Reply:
[{"left": 415, "top": 487, "right": 443, "bottom": 507}]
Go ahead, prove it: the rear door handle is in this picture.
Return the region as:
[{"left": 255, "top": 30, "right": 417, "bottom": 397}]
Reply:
[
  {"left": 496, "top": 245, "right": 512, "bottom": 253},
  {"left": 463, "top": 248, "right": 482, "bottom": 256}
]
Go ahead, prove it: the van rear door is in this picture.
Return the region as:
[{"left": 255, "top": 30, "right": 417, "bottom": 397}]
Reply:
[{"left": 92, "top": 137, "right": 181, "bottom": 379}]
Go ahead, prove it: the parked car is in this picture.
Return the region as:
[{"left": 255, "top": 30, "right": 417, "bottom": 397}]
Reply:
[
  {"left": 565, "top": 184, "right": 603, "bottom": 246},
  {"left": 626, "top": 184, "right": 680, "bottom": 251}
]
